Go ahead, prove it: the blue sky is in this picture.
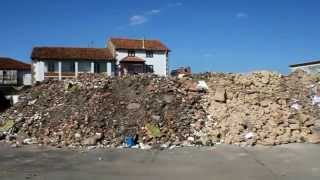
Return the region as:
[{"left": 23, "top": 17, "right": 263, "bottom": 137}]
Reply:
[{"left": 1, "top": 0, "right": 320, "bottom": 74}]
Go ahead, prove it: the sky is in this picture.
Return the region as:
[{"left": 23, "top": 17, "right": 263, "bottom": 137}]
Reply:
[{"left": 1, "top": 0, "right": 320, "bottom": 74}]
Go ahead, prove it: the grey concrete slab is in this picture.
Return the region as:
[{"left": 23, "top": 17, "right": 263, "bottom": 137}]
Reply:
[{"left": 0, "top": 143, "right": 319, "bottom": 180}]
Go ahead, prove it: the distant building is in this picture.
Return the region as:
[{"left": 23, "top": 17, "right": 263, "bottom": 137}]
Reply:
[
  {"left": 0, "top": 57, "right": 31, "bottom": 86},
  {"left": 107, "top": 38, "right": 170, "bottom": 76},
  {"left": 31, "top": 37, "right": 170, "bottom": 83},
  {"left": 171, "top": 67, "right": 192, "bottom": 77},
  {"left": 289, "top": 60, "right": 320, "bottom": 74}
]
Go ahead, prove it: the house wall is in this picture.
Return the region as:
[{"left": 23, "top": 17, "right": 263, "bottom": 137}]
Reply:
[
  {"left": 32, "top": 59, "right": 115, "bottom": 83},
  {"left": 17, "top": 70, "right": 32, "bottom": 86},
  {"left": 115, "top": 50, "right": 168, "bottom": 76},
  {"left": 291, "top": 64, "right": 320, "bottom": 74},
  {"left": 0, "top": 70, "right": 18, "bottom": 85},
  {"left": 33, "top": 60, "right": 45, "bottom": 82}
]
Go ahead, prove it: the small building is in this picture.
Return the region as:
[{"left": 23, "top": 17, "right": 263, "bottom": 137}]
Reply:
[
  {"left": 107, "top": 38, "right": 170, "bottom": 76},
  {"left": 0, "top": 57, "right": 31, "bottom": 86},
  {"left": 289, "top": 60, "right": 320, "bottom": 74},
  {"left": 31, "top": 47, "right": 116, "bottom": 82}
]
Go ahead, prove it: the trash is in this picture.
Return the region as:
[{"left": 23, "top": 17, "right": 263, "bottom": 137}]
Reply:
[
  {"left": 291, "top": 103, "right": 301, "bottom": 110},
  {"left": 0, "top": 119, "right": 14, "bottom": 132},
  {"left": 125, "top": 136, "right": 136, "bottom": 148},
  {"left": 23, "top": 138, "right": 33, "bottom": 145},
  {"left": 312, "top": 96, "right": 320, "bottom": 106},
  {"left": 160, "top": 143, "right": 170, "bottom": 149},
  {"left": 28, "top": 99, "right": 37, "bottom": 105},
  {"left": 139, "top": 143, "right": 152, "bottom": 150},
  {"left": 74, "top": 133, "right": 81, "bottom": 139},
  {"left": 12, "top": 95, "right": 20, "bottom": 105},
  {"left": 245, "top": 132, "right": 255, "bottom": 139},
  {"left": 131, "top": 144, "right": 140, "bottom": 149},
  {"left": 145, "top": 123, "right": 162, "bottom": 138},
  {"left": 187, "top": 136, "right": 195, "bottom": 142},
  {"left": 197, "top": 81, "right": 209, "bottom": 91}
]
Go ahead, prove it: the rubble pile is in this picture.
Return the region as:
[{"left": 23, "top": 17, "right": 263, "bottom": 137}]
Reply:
[
  {"left": 1, "top": 70, "right": 320, "bottom": 149},
  {"left": 0, "top": 74, "right": 207, "bottom": 148},
  {"left": 199, "top": 70, "right": 320, "bottom": 146}
]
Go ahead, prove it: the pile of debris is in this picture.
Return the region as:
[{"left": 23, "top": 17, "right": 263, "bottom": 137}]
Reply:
[
  {"left": 0, "top": 74, "right": 208, "bottom": 149},
  {"left": 1, "top": 70, "right": 320, "bottom": 149},
  {"left": 198, "top": 70, "right": 320, "bottom": 146}
]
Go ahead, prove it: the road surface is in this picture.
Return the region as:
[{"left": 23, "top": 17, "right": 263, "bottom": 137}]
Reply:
[{"left": 0, "top": 143, "right": 319, "bottom": 180}]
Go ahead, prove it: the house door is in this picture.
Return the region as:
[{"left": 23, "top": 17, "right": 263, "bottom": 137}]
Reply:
[{"left": 128, "top": 64, "right": 144, "bottom": 74}]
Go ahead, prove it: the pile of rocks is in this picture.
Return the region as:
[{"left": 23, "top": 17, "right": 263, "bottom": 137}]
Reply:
[
  {"left": 198, "top": 70, "right": 320, "bottom": 146},
  {"left": 1, "top": 70, "right": 320, "bottom": 149},
  {"left": 0, "top": 74, "right": 207, "bottom": 149}
]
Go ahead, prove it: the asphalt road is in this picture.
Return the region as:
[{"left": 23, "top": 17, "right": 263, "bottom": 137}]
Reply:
[{"left": 0, "top": 143, "right": 319, "bottom": 180}]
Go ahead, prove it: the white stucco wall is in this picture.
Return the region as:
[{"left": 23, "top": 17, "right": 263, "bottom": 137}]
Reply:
[
  {"left": 115, "top": 50, "right": 168, "bottom": 76},
  {"left": 290, "top": 63, "right": 320, "bottom": 74},
  {"left": 32, "top": 60, "right": 45, "bottom": 82}
]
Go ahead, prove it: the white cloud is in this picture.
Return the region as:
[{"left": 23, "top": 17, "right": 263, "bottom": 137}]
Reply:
[
  {"left": 168, "top": 2, "right": 183, "bottom": 7},
  {"left": 129, "top": 15, "right": 148, "bottom": 26},
  {"left": 127, "top": 3, "right": 182, "bottom": 26},
  {"left": 236, "top": 12, "right": 248, "bottom": 19},
  {"left": 147, "top": 9, "right": 161, "bottom": 15}
]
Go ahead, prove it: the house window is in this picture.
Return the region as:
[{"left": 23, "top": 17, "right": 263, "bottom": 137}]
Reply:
[
  {"left": 94, "top": 62, "right": 107, "bottom": 73},
  {"left": 61, "top": 62, "right": 75, "bottom": 72},
  {"left": 47, "top": 62, "right": 55, "bottom": 72},
  {"left": 2, "top": 71, "right": 7, "bottom": 80},
  {"left": 128, "top": 50, "right": 135, "bottom": 57},
  {"left": 146, "top": 51, "right": 153, "bottom": 58},
  {"left": 145, "top": 65, "right": 154, "bottom": 73},
  {"left": 78, "top": 62, "right": 91, "bottom": 73}
]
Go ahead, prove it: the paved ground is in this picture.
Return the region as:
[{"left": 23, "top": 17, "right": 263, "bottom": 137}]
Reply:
[{"left": 0, "top": 143, "right": 319, "bottom": 180}]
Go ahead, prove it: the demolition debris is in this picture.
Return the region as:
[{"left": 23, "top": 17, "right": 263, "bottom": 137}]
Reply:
[
  {"left": 0, "top": 74, "right": 207, "bottom": 148},
  {"left": 1, "top": 70, "right": 320, "bottom": 149},
  {"left": 199, "top": 70, "right": 320, "bottom": 146}
]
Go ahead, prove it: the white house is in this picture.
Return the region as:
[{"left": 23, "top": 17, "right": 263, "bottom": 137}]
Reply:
[
  {"left": 107, "top": 38, "right": 170, "bottom": 76},
  {"left": 31, "top": 38, "right": 170, "bottom": 82},
  {"left": 0, "top": 57, "right": 31, "bottom": 86},
  {"left": 289, "top": 60, "right": 320, "bottom": 74}
]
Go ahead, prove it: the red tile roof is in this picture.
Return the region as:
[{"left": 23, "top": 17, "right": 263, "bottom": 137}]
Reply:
[
  {"left": 0, "top": 57, "right": 31, "bottom": 70},
  {"left": 31, "top": 47, "right": 114, "bottom": 61},
  {"left": 110, "top": 38, "right": 170, "bottom": 51},
  {"left": 120, "top": 56, "right": 146, "bottom": 63}
]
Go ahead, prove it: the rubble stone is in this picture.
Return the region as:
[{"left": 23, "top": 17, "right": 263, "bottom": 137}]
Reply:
[
  {"left": 198, "top": 70, "right": 320, "bottom": 146},
  {"left": 214, "top": 87, "right": 226, "bottom": 102}
]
